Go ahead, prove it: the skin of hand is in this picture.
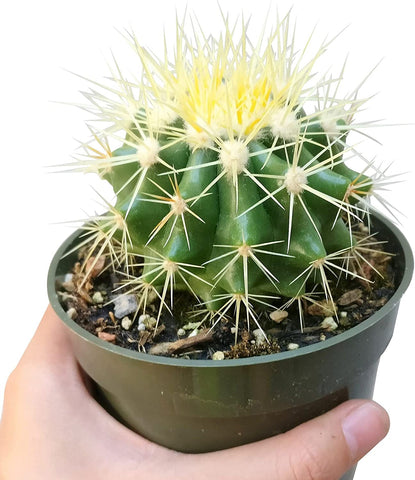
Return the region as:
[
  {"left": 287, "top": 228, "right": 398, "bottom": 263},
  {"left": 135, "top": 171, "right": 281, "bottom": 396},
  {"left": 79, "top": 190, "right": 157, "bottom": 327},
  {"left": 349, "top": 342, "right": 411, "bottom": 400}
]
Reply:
[{"left": 0, "top": 306, "right": 390, "bottom": 480}]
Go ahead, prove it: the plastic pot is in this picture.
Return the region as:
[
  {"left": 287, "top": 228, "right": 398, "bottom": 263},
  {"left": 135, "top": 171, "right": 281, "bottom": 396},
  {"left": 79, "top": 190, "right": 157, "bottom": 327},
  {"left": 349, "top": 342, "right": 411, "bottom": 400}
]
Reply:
[{"left": 48, "top": 212, "right": 413, "bottom": 480}]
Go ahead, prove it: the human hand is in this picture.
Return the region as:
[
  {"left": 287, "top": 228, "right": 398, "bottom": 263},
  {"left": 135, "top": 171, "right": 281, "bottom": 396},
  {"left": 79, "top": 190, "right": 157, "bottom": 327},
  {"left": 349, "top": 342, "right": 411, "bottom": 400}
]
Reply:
[{"left": 0, "top": 306, "right": 389, "bottom": 480}]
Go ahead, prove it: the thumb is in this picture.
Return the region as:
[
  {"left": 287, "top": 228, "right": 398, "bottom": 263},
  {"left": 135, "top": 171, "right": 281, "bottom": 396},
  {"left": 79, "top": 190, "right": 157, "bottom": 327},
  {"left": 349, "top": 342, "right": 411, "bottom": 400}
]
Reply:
[{"left": 178, "top": 399, "right": 389, "bottom": 480}]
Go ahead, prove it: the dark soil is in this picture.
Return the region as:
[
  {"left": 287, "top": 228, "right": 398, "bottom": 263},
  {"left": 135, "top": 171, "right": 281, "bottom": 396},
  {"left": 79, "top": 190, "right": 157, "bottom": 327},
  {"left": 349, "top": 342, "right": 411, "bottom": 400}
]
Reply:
[{"left": 56, "top": 226, "right": 397, "bottom": 360}]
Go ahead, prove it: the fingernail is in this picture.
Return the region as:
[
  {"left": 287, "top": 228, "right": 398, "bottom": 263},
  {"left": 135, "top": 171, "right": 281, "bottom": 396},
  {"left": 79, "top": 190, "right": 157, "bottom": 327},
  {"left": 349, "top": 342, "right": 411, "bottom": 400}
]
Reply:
[{"left": 342, "top": 401, "right": 390, "bottom": 461}]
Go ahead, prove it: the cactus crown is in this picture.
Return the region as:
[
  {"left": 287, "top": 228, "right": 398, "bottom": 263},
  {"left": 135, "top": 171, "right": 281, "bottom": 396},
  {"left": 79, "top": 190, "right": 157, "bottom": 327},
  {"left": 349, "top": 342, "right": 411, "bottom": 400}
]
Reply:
[{"left": 68, "top": 12, "right": 392, "bottom": 342}]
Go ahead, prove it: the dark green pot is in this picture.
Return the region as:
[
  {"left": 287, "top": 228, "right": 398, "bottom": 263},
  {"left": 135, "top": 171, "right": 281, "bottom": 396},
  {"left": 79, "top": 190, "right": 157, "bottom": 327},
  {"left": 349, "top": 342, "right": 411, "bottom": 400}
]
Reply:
[{"left": 48, "top": 213, "right": 412, "bottom": 480}]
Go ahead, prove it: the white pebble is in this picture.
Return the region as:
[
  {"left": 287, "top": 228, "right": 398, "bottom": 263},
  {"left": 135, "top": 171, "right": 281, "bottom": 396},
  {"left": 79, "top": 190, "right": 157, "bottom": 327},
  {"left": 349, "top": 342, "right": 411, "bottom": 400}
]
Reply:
[
  {"left": 252, "top": 329, "right": 267, "bottom": 346},
  {"left": 121, "top": 317, "right": 132, "bottom": 330},
  {"left": 66, "top": 307, "right": 77, "bottom": 320},
  {"left": 177, "top": 328, "right": 186, "bottom": 337},
  {"left": 112, "top": 294, "right": 138, "bottom": 319},
  {"left": 212, "top": 351, "right": 225, "bottom": 360},
  {"left": 320, "top": 317, "right": 338, "bottom": 331},
  {"left": 287, "top": 343, "right": 299, "bottom": 350},
  {"left": 340, "top": 311, "right": 348, "bottom": 318},
  {"left": 64, "top": 273, "right": 73, "bottom": 283},
  {"left": 137, "top": 323, "right": 146, "bottom": 332}
]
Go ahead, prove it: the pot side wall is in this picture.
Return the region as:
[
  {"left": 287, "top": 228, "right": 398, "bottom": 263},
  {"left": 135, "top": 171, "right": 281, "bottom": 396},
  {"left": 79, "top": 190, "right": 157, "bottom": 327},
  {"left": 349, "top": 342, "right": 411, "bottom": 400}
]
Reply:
[{"left": 49, "top": 212, "right": 413, "bottom": 466}]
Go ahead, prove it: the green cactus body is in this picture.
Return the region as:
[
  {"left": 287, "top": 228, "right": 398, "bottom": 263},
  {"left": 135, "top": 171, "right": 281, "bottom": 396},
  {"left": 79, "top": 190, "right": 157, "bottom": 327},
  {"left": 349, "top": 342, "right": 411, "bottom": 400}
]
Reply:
[
  {"left": 99, "top": 127, "right": 368, "bottom": 310},
  {"left": 75, "top": 13, "right": 383, "bottom": 331}
]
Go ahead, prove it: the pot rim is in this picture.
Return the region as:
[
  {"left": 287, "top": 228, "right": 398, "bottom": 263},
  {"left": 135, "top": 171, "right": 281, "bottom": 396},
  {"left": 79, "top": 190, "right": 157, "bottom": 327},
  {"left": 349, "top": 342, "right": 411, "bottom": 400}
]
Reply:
[{"left": 48, "top": 211, "right": 413, "bottom": 368}]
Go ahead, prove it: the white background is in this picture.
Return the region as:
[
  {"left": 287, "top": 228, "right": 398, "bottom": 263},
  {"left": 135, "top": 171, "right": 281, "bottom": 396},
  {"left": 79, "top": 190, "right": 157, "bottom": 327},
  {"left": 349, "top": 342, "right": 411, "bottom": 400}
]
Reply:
[{"left": 0, "top": 1, "right": 414, "bottom": 477}]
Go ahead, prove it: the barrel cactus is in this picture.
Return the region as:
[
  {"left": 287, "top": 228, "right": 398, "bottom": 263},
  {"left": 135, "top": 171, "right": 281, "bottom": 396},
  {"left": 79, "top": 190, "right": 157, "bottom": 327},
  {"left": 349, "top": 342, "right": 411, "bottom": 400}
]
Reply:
[{"left": 72, "top": 13, "right": 386, "bottom": 339}]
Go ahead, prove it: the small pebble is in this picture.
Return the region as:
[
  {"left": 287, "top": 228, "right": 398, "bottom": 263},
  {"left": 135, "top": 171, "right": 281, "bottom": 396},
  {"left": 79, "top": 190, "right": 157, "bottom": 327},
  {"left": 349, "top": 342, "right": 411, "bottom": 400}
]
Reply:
[
  {"left": 230, "top": 327, "right": 237, "bottom": 334},
  {"left": 64, "top": 273, "right": 73, "bottom": 283},
  {"left": 252, "top": 329, "right": 267, "bottom": 346},
  {"left": 212, "top": 351, "right": 225, "bottom": 360},
  {"left": 66, "top": 307, "right": 77, "bottom": 320},
  {"left": 177, "top": 328, "right": 186, "bottom": 337},
  {"left": 320, "top": 317, "right": 338, "bottom": 331},
  {"left": 92, "top": 291, "right": 104, "bottom": 304},
  {"left": 340, "top": 311, "right": 348, "bottom": 318},
  {"left": 98, "top": 331, "right": 116, "bottom": 343},
  {"left": 137, "top": 323, "right": 146, "bottom": 332},
  {"left": 112, "top": 294, "right": 138, "bottom": 319},
  {"left": 269, "top": 310, "right": 288, "bottom": 323},
  {"left": 121, "top": 317, "right": 133, "bottom": 330},
  {"left": 287, "top": 343, "right": 299, "bottom": 350},
  {"left": 320, "top": 333, "right": 326, "bottom": 341}
]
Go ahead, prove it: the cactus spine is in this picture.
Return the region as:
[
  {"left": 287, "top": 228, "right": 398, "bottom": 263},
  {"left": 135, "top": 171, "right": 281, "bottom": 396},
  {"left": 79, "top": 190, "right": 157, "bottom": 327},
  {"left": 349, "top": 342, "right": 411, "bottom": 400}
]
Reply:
[{"left": 73, "top": 13, "right": 384, "bottom": 335}]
